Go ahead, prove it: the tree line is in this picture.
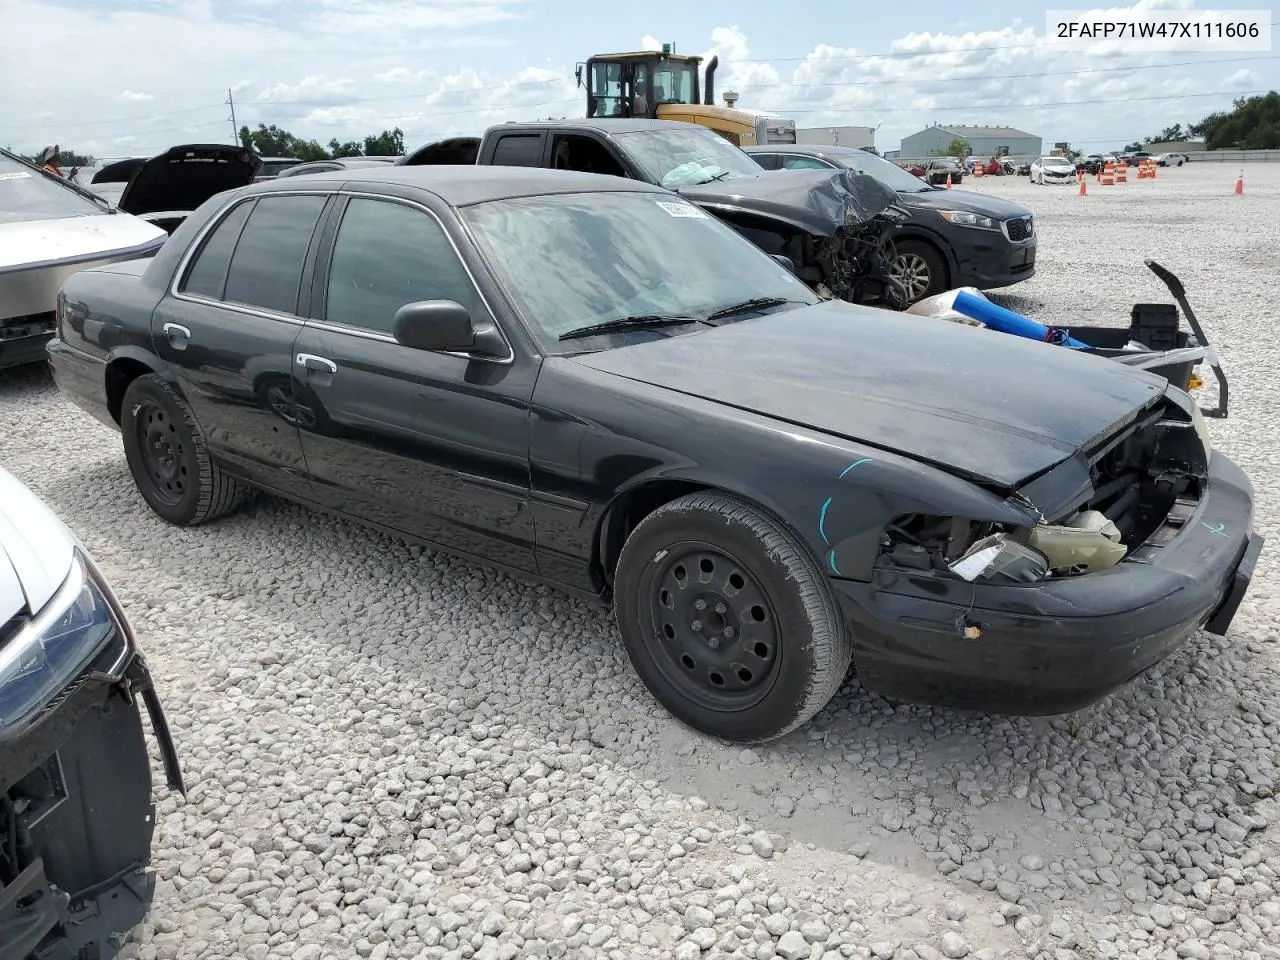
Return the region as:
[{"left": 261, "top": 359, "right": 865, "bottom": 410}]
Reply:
[{"left": 237, "top": 123, "right": 407, "bottom": 160}]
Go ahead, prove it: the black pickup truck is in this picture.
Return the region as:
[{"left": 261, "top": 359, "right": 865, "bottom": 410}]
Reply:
[{"left": 397, "top": 118, "right": 911, "bottom": 307}]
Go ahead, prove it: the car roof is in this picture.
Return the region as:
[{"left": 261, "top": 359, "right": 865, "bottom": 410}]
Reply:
[
  {"left": 502, "top": 118, "right": 692, "bottom": 134},
  {"left": 248, "top": 164, "right": 672, "bottom": 206},
  {"left": 742, "top": 143, "right": 864, "bottom": 154}
]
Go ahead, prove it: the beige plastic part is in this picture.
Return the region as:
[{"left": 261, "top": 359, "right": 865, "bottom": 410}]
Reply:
[
  {"left": 905, "top": 287, "right": 988, "bottom": 326},
  {"left": 1025, "top": 510, "right": 1128, "bottom": 574}
]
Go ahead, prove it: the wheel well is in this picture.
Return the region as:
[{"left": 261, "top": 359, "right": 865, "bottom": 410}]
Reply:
[
  {"left": 594, "top": 479, "right": 712, "bottom": 592},
  {"left": 105, "top": 358, "right": 155, "bottom": 424}
]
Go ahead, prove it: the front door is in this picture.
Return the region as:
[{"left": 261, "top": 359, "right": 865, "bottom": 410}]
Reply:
[
  {"left": 152, "top": 192, "right": 330, "bottom": 495},
  {"left": 293, "top": 194, "right": 538, "bottom": 572}
]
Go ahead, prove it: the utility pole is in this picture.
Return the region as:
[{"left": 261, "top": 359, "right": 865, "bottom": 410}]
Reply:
[{"left": 226, "top": 88, "right": 238, "bottom": 146}]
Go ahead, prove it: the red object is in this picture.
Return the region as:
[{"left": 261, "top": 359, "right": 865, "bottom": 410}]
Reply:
[
  {"left": 1079, "top": 177, "right": 1087, "bottom": 196},
  {"left": 1235, "top": 172, "right": 1244, "bottom": 194}
]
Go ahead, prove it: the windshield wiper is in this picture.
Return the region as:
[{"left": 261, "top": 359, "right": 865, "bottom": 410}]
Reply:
[
  {"left": 558, "top": 314, "right": 702, "bottom": 342},
  {"left": 702, "top": 297, "right": 797, "bottom": 323}
]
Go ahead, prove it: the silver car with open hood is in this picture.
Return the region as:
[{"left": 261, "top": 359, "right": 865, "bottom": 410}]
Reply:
[{"left": 0, "top": 149, "right": 167, "bottom": 372}]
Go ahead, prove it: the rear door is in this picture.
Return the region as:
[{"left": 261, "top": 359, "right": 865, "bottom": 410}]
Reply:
[
  {"left": 152, "top": 190, "right": 331, "bottom": 495},
  {"left": 291, "top": 192, "right": 539, "bottom": 571}
]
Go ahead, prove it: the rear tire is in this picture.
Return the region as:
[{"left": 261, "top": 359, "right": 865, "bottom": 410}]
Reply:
[
  {"left": 120, "top": 374, "right": 245, "bottom": 526},
  {"left": 613, "top": 492, "right": 853, "bottom": 742}
]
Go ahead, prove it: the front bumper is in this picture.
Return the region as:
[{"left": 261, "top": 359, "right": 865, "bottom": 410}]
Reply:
[
  {"left": 1, "top": 652, "right": 182, "bottom": 960},
  {"left": 0, "top": 331, "right": 54, "bottom": 373},
  {"left": 953, "top": 234, "right": 1036, "bottom": 289},
  {"left": 832, "top": 452, "right": 1261, "bottom": 715}
]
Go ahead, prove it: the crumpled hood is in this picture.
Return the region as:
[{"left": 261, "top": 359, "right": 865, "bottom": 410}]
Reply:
[
  {"left": 117, "top": 143, "right": 261, "bottom": 218},
  {"left": 0, "top": 466, "right": 75, "bottom": 622},
  {"left": 677, "top": 167, "right": 902, "bottom": 236},
  {"left": 896, "top": 186, "right": 1033, "bottom": 220},
  {"left": 572, "top": 299, "right": 1166, "bottom": 489}
]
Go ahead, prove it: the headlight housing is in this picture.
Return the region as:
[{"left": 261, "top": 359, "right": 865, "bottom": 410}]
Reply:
[
  {"left": 938, "top": 210, "right": 998, "bottom": 230},
  {"left": 0, "top": 549, "right": 132, "bottom": 740}
]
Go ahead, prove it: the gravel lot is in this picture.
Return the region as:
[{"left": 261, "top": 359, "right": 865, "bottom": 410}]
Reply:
[{"left": 2, "top": 160, "right": 1278, "bottom": 960}]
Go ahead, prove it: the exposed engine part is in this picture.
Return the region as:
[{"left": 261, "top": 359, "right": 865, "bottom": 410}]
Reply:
[{"left": 1020, "top": 510, "right": 1126, "bottom": 575}]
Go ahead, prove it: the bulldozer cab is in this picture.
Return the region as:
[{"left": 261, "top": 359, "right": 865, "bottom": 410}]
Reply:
[{"left": 578, "top": 51, "right": 702, "bottom": 119}]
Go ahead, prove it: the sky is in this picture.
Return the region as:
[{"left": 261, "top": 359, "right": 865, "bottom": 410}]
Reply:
[{"left": 1, "top": 0, "right": 1276, "bottom": 160}]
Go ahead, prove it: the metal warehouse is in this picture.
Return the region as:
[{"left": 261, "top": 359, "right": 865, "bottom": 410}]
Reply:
[{"left": 899, "top": 123, "right": 1043, "bottom": 159}]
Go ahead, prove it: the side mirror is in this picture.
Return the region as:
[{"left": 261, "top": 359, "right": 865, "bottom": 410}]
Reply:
[
  {"left": 769, "top": 253, "right": 796, "bottom": 274},
  {"left": 391, "top": 300, "right": 507, "bottom": 357}
]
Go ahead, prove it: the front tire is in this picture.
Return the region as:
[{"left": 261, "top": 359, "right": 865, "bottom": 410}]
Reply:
[
  {"left": 889, "top": 239, "right": 947, "bottom": 304},
  {"left": 120, "top": 374, "right": 245, "bottom": 525},
  {"left": 613, "top": 492, "right": 854, "bottom": 742}
]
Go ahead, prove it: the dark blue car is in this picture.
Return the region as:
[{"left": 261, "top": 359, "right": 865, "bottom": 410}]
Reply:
[{"left": 744, "top": 143, "right": 1037, "bottom": 305}]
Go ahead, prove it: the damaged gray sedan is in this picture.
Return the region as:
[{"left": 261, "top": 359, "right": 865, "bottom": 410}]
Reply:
[{"left": 1, "top": 467, "right": 182, "bottom": 960}]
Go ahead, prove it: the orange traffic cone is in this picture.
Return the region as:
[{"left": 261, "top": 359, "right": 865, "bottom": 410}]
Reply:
[
  {"left": 946, "top": 172, "right": 953, "bottom": 189},
  {"left": 1079, "top": 177, "right": 1087, "bottom": 196},
  {"left": 1234, "top": 170, "right": 1244, "bottom": 194}
]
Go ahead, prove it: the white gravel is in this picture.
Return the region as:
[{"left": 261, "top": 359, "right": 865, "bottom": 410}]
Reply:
[{"left": 2, "top": 160, "right": 1279, "bottom": 960}]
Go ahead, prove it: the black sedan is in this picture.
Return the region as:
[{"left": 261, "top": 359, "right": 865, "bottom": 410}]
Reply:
[
  {"left": 48, "top": 167, "right": 1261, "bottom": 742},
  {"left": 744, "top": 144, "right": 1035, "bottom": 304}
]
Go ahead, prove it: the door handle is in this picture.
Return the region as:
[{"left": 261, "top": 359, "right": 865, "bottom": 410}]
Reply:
[
  {"left": 295, "top": 353, "right": 338, "bottom": 375},
  {"left": 163, "top": 322, "right": 191, "bottom": 349}
]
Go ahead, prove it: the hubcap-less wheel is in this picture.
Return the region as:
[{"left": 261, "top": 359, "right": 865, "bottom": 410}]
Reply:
[
  {"left": 134, "top": 401, "right": 190, "bottom": 506},
  {"left": 891, "top": 253, "right": 931, "bottom": 302},
  {"left": 648, "top": 543, "right": 779, "bottom": 710}
]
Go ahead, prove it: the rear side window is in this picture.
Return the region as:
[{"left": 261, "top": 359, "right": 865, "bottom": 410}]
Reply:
[
  {"left": 180, "top": 199, "right": 254, "bottom": 299},
  {"left": 490, "top": 134, "right": 544, "bottom": 167},
  {"left": 223, "top": 194, "right": 327, "bottom": 315},
  {"left": 780, "top": 155, "right": 832, "bottom": 170}
]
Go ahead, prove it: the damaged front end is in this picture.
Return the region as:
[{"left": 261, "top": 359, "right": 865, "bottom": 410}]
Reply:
[
  {"left": 679, "top": 167, "right": 913, "bottom": 309},
  {"left": 877, "top": 387, "right": 1213, "bottom": 589},
  {"left": 1, "top": 551, "right": 183, "bottom": 960}
]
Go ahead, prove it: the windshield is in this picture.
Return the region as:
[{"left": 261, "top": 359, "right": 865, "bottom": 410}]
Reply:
[
  {"left": 1043, "top": 156, "right": 1074, "bottom": 166},
  {"left": 0, "top": 152, "right": 108, "bottom": 224},
  {"left": 819, "top": 149, "right": 934, "bottom": 192},
  {"left": 461, "top": 191, "right": 818, "bottom": 351},
  {"left": 615, "top": 127, "right": 766, "bottom": 189}
]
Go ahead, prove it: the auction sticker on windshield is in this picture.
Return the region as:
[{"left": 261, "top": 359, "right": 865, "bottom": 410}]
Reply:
[
  {"left": 655, "top": 200, "right": 707, "bottom": 218},
  {"left": 0, "top": 171, "right": 33, "bottom": 181}
]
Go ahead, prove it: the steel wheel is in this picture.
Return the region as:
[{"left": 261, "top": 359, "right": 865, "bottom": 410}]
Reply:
[
  {"left": 613, "top": 491, "right": 854, "bottom": 742},
  {"left": 132, "top": 398, "right": 192, "bottom": 507},
  {"left": 645, "top": 541, "right": 781, "bottom": 711},
  {"left": 120, "top": 374, "right": 246, "bottom": 526}
]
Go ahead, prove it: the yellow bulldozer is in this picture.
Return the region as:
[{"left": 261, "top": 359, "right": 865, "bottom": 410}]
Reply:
[{"left": 575, "top": 43, "right": 796, "bottom": 146}]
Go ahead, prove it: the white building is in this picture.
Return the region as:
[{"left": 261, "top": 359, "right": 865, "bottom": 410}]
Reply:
[{"left": 899, "top": 123, "right": 1042, "bottom": 159}]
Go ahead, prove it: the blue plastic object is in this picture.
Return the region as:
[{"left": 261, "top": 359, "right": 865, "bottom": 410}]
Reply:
[{"left": 951, "top": 290, "right": 1090, "bottom": 349}]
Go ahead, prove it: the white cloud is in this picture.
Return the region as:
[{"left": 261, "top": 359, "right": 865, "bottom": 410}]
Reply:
[
  {"left": 3, "top": 3, "right": 1274, "bottom": 158},
  {"left": 257, "top": 75, "right": 358, "bottom": 104},
  {"left": 1222, "top": 68, "right": 1261, "bottom": 89}
]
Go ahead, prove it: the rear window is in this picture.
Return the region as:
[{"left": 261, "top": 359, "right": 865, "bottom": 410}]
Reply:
[{"left": 0, "top": 153, "right": 107, "bottom": 224}]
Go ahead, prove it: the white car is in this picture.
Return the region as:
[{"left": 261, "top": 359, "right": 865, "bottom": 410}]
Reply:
[
  {"left": 1158, "top": 152, "right": 1189, "bottom": 167},
  {"left": 1, "top": 148, "right": 167, "bottom": 371},
  {"left": 1029, "top": 156, "right": 1077, "bottom": 184},
  {"left": 0, "top": 465, "right": 183, "bottom": 960}
]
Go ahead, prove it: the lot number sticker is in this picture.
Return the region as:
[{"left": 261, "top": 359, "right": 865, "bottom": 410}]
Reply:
[
  {"left": 0, "top": 171, "right": 32, "bottom": 181},
  {"left": 655, "top": 200, "right": 707, "bottom": 219}
]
